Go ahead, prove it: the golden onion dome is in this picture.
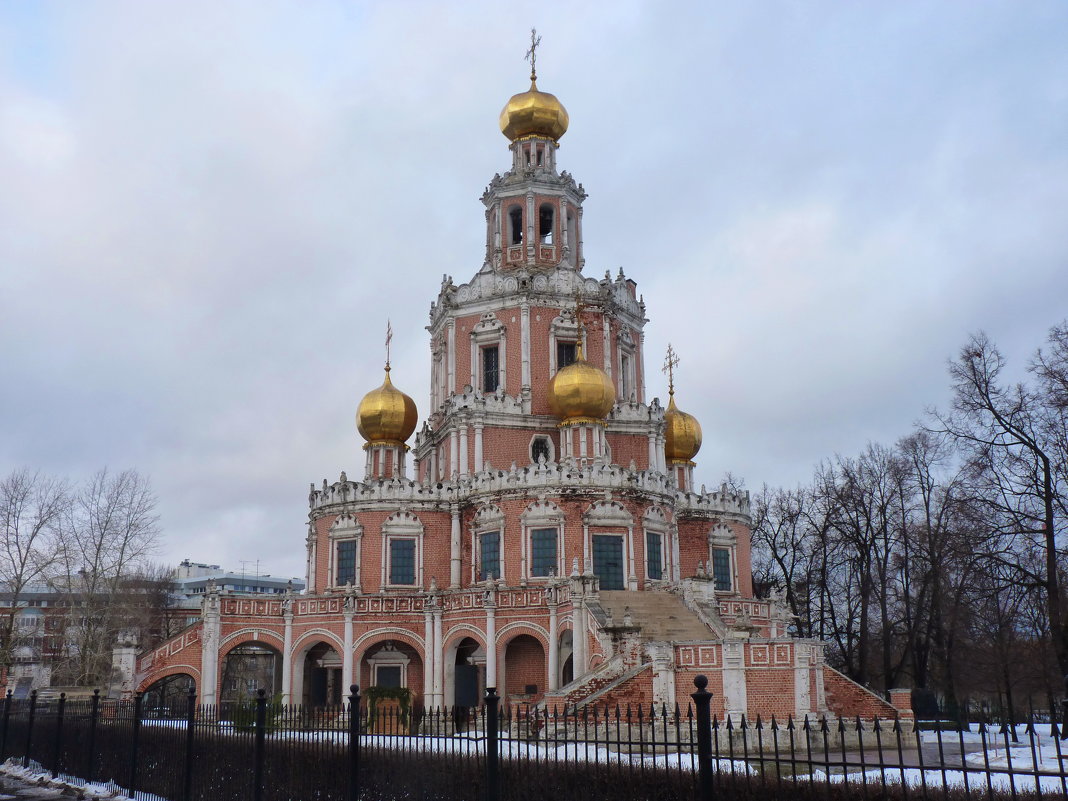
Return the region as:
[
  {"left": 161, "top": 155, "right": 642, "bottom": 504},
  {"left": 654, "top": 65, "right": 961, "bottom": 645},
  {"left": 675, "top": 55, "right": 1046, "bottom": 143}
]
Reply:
[
  {"left": 664, "top": 394, "right": 702, "bottom": 464},
  {"left": 548, "top": 354, "right": 615, "bottom": 423},
  {"left": 499, "top": 78, "right": 569, "bottom": 142},
  {"left": 356, "top": 368, "right": 418, "bottom": 446}
]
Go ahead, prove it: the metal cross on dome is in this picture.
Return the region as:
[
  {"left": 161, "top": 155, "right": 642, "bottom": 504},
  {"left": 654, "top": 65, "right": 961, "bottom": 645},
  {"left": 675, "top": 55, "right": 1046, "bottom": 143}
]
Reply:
[
  {"left": 526, "top": 27, "right": 542, "bottom": 81},
  {"left": 663, "top": 344, "right": 679, "bottom": 396},
  {"left": 385, "top": 319, "right": 393, "bottom": 371}
]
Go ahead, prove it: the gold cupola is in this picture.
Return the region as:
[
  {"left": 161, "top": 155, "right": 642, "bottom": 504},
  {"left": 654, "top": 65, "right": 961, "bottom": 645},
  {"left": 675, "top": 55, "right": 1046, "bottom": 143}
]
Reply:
[
  {"left": 356, "top": 366, "right": 418, "bottom": 446},
  {"left": 499, "top": 34, "right": 569, "bottom": 142},
  {"left": 662, "top": 344, "right": 702, "bottom": 464},
  {"left": 548, "top": 344, "right": 616, "bottom": 424},
  {"left": 664, "top": 393, "right": 702, "bottom": 464}
]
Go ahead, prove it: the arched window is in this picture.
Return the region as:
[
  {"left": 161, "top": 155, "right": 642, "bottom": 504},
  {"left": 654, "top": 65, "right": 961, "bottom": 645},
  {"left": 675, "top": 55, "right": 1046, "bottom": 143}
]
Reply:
[
  {"left": 539, "top": 204, "right": 554, "bottom": 244},
  {"left": 530, "top": 436, "right": 552, "bottom": 464},
  {"left": 509, "top": 206, "right": 523, "bottom": 244}
]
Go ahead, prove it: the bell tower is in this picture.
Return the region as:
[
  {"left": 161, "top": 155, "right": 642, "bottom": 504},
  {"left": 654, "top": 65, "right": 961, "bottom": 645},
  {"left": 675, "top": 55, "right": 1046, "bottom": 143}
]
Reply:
[{"left": 485, "top": 31, "right": 585, "bottom": 272}]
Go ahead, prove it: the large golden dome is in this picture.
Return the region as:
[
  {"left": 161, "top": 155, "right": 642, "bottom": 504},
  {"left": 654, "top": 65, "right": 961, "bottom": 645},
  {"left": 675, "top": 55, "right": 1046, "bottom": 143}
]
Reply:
[
  {"left": 499, "top": 79, "right": 569, "bottom": 142},
  {"left": 356, "top": 368, "right": 418, "bottom": 445},
  {"left": 548, "top": 356, "right": 615, "bottom": 423},
  {"left": 664, "top": 394, "right": 702, "bottom": 464}
]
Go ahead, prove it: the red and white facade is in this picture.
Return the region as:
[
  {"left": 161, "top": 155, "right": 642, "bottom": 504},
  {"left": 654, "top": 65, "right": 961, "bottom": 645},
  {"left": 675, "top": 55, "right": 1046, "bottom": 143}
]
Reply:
[{"left": 132, "top": 80, "right": 901, "bottom": 721}]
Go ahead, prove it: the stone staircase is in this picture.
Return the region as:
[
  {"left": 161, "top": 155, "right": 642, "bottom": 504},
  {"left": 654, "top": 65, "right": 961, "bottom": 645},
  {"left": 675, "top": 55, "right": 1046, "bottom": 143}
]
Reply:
[
  {"left": 597, "top": 590, "right": 716, "bottom": 641},
  {"left": 823, "top": 666, "right": 899, "bottom": 718}
]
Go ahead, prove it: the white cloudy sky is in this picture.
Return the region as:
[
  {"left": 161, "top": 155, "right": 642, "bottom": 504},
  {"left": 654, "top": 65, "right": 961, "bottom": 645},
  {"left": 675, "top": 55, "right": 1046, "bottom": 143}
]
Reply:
[{"left": 2, "top": 1, "right": 1066, "bottom": 581}]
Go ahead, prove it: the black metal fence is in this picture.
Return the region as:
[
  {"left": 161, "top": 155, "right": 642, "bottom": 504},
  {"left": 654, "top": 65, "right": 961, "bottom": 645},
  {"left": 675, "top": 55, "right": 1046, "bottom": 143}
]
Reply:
[{"left": 1, "top": 677, "right": 1066, "bottom": 801}]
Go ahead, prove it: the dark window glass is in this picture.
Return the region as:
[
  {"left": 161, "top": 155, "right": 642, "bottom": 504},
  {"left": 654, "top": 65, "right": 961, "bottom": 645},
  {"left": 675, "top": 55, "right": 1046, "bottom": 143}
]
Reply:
[
  {"left": 531, "top": 437, "right": 551, "bottom": 464},
  {"left": 480, "top": 532, "right": 501, "bottom": 581},
  {"left": 711, "top": 548, "right": 732, "bottom": 591},
  {"left": 376, "top": 665, "right": 402, "bottom": 688},
  {"left": 646, "top": 532, "right": 662, "bottom": 580},
  {"left": 557, "top": 341, "right": 576, "bottom": 369},
  {"left": 389, "top": 539, "right": 416, "bottom": 585},
  {"left": 592, "top": 534, "right": 624, "bottom": 590},
  {"left": 530, "top": 528, "right": 557, "bottom": 577},
  {"left": 483, "top": 346, "right": 499, "bottom": 393},
  {"left": 509, "top": 207, "right": 523, "bottom": 244},
  {"left": 336, "top": 540, "right": 356, "bottom": 586}
]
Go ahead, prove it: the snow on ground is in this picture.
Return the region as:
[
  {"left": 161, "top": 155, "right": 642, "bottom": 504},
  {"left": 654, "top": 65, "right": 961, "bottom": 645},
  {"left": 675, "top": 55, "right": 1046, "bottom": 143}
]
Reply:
[{"left": 0, "top": 759, "right": 136, "bottom": 801}]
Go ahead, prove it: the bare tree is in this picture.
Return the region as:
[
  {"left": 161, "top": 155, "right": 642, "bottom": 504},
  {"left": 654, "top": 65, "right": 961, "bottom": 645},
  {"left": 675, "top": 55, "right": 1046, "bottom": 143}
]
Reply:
[
  {"left": 0, "top": 469, "right": 69, "bottom": 671},
  {"left": 53, "top": 468, "right": 161, "bottom": 686},
  {"left": 931, "top": 327, "right": 1068, "bottom": 712}
]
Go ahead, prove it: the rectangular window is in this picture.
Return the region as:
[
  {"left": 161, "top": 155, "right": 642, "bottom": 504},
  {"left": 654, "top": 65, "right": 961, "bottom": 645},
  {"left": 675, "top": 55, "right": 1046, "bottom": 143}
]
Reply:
[
  {"left": 557, "top": 341, "right": 576, "bottom": 370},
  {"left": 592, "top": 534, "right": 625, "bottom": 590},
  {"left": 646, "top": 532, "right": 662, "bottom": 580},
  {"left": 711, "top": 548, "right": 732, "bottom": 591},
  {"left": 482, "top": 345, "right": 500, "bottom": 393},
  {"left": 336, "top": 540, "right": 356, "bottom": 586},
  {"left": 389, "top": 539, "right": 416, "bottom": 585},
  {"left": 621, "top": 354, "right": 631, "bottom": 399},
  {"left": 530, "top": 528, "right": 557, "bottom": 577},
  {"left": 480, "top": 532, "right": 501, "bottom": 581},
  {"left": 376, "top": 665, "right": 402, "bottom": 688}
]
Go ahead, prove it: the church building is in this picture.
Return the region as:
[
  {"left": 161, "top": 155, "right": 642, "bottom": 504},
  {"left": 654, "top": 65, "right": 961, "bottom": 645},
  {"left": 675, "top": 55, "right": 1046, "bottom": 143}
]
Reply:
[{"left": 134, "top": 57, "right": 900, "bottom": 721}]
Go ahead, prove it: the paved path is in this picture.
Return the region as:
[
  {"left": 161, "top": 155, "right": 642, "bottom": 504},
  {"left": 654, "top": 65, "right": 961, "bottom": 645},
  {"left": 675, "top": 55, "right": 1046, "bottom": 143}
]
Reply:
[{"left": 0, "top": 774, "right": 78, "bottom": 801}]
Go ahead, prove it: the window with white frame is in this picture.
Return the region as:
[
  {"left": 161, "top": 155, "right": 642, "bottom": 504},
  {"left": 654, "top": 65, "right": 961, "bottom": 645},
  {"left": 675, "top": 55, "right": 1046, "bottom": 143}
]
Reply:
[
  {"left": 711, "top": 547, "right": 732, "bottom": 591},
  {"left": 389, "top": 539, "right": 416, "bottom": 585},
  {"left": 479, "top": 531, "right": 501, "bottom": 581},
  {"left": 549, "top": 312, "right": 581, "bottom": 376},
  {"left": 646, "top": 531, "right": 663, "bottom": 581},
  {"left": 381, "top": 511, "right": 423, "bottom": 588},
  {"left": 336, "top": 540, "right": 357, "bottom": 586},
  {"left": 530, "top": 435, "right": 553, "bottom": 465},
  {"left": 368, "top": 642, "right": 410, "bottom": 688},
  {"left": 529, "top": 528, "right": 558, "bottom": 577}
]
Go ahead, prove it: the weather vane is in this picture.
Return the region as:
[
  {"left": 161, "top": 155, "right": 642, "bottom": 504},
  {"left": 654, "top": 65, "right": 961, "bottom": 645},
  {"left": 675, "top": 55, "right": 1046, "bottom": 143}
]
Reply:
[
  {"left": 525, "top": 27, "right": 542, "bottom": 81},
  {"left": 385, "top": 319, "right": 393, "bottom": 371},
  {"left": 663, "top": 344, "right": 679, "bottom": 396}
]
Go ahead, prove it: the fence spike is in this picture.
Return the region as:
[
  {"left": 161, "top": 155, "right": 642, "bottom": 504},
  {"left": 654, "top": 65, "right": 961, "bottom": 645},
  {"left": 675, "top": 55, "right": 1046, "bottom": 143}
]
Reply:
[
  {"left": 726, "top": 715, "right": 734, "bottom": 732},
  {"left": 755, "top": 714, "right": 764, "bottom": 731},
  {"left": 687, "top": 704, "right": 694, "bottom": 720},
  {"left": 802, "top": 715, "right": 811, "bottom": 732},
  {"left": 873, "top": 716, "right": 882, "bottom": 732},
  {"left": 837, "top": 716, "right": 846, "bottom": 733},
  {"left": 674, "top": 702, "right": 681, "bottom": 720},
  {"left": 786, "top": 714, "right": 795, "bottom": 731},
  {"left": 1050, "top": 720, "right": 1060, "bottom": 738},
  {"left": 892, "top": 716, "right": 902, "bottom": 734},
  {"left": 855, "top": 715, "right": 863, "bottom": 732},
  {"left": 820, "top": 716, "right": 830, "bottom": 734},
  {"left": 711, "top": 713, "right": 720, "bottom": 731},
  {"left": 771, "top": 715, "right": 779, "bottom": 731}
]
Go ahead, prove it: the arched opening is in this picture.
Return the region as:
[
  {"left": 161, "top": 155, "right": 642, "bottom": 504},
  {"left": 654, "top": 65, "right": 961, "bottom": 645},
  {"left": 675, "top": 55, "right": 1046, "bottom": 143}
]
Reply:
[
  {"left": 539, "top": 204, "right": 554, "bottom": 244},
  {"left": 508, "top": 206, "right": 523, "bottom": 245},
  {"left": 141, "top": 673, "right": 195, "bottom": 714},
  {"left": 559, "top": 629, "right": 574, "bottom": 687},
  {"left": 502, "top": 634, "right": 546, "bottom": 704},
  {"left": 221, "top": 642, "right": 282, "bottom": 702},
  {"left": 302, "top": 642, "right": 343, "bottom": 707},
  {"left": 453, "top": 637, "right": 484, "bottom": 708}
]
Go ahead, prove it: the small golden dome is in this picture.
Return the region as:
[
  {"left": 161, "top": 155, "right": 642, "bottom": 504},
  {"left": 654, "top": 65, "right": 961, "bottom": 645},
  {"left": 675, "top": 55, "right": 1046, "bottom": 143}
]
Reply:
[
  {"left": 356, "top": 368, "right": 418, "bottom": 445},
  {"left": 548, "top": 356, "right": 615, "bottom": 422},
  {"left": 664, "top": 394, "right": 702, "bottom": 464},
  {"left": 499, "top": 79, "right": 569, "bottom": 142}
]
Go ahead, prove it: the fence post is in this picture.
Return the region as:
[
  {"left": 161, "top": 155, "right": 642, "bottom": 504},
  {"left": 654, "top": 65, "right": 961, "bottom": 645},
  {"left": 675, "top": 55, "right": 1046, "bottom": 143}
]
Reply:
[
  {"left": 484, "top": 687, "right": 499, "bottom": 801},
  {"left": 51, "top": 693, "right": 66, "bottom": 778},
  {"left": 183, "top": 687, "right": 197, "bottom": 801},
  {"left": 348, "top": 685, "right": 361, "bottom": 801},
  {"left": 691, "top": 675, "right": 714, "bottom": 801},
  {"left": 23, "top": 689, "right": 37, "bottom": 768},
  {"left": 86, "top": 689, "right": 100, "bottom": 782},
  {"left": 253, "top": 689, "right": 267, "bottom": 801},
  {"left": 0, "top": 689, "right": 11, "bottom": 759},
  {"left": 129, "top": 692, "right": 143, "bottom": 796}
]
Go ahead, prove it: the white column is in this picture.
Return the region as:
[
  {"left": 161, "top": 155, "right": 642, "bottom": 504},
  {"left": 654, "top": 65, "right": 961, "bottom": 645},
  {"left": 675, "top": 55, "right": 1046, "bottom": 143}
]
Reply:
[
  {"left": 671, "top": 524, "right": 682, "bottom": 583},
  {"left": 352, "top": 533, "right": 363, "bottom": 592},
  {"left": 305, "top": 529, "right": 317, "bottom": 594},
  {"left": 485, "top": 603, "right": 497, "bottom": 688},
  {"left": 449, "top": 430, "right": 459, "bottom": 478},
  {"left": 199, "top": 591, "right": 220, "bottom": 705},
  {"left": 450, "top": 505, "right": 462, "bottom": 588},
  {"left": 627, "top": 525, "right": 637, "bottom": 590},
  {"left": 602, "top": 316, "right": 611, "bottom": 375},
  {"left": 364, "top": 447, "right": 373, "bottom": 480},
  {"left": 446, "top": 321, "right": 456, "bottom": 394},
  {"left": 432, "top": 608, "right": 444, "bottom": 706},
  {"left": 281, "top": 604, "right": 294, "bottom": 703},
  {"left": 573, "top": 595, "right": 586, "bottom": 681},
  {"left": 647, "top": 433, "right": 657, "bottom": 472},
  {"left": 459, "top": 425, "right": 469, "bottom": 477},
  {"left": 520, "top": 303, "right": 531, "bottom": 391},
  {"left": 578, "top": 425, "right": 588, "bottom": 462},
  {"left": 423, "top": 606, "right": 435, "bottom": 703},
  {"left": 547, "top": 596, "right": 559, "bottom": 691},
  {"left": 656, "top": 435, "right": 667, "bottom": 473},
  {"left": 474, "top": 422, "right": 484, "bottom": 473},
  {"left": 342, "top": 603, "right": 354, "bottom": 693}
]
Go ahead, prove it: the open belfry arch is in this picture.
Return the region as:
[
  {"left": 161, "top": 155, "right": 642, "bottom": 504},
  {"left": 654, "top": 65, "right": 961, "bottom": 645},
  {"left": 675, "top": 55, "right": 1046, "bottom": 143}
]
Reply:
[{"left": 133, "top": 35, "right": 904, "bottom": 722}]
